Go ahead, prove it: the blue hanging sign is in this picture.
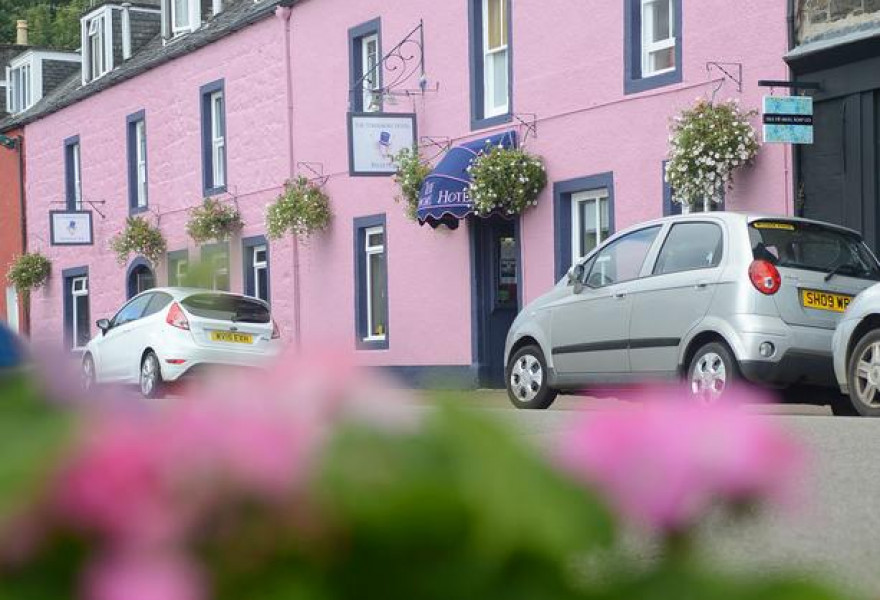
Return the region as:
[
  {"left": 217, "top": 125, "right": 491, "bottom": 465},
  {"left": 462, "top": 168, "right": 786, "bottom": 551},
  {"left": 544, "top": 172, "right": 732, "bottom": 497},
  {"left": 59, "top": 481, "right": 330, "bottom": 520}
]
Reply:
[{"left": 763, "top": 96, "right": 813, "bottom": 144}]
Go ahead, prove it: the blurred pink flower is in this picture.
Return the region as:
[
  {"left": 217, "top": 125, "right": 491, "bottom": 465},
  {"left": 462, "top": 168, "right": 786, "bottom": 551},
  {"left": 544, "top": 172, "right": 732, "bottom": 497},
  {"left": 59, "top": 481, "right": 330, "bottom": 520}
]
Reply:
[
  {"left": 84, "top": 553, "right": 205, "bottom": 600},
  {"left": 557, "top": 386, "right": 805, "bottom": 532}
]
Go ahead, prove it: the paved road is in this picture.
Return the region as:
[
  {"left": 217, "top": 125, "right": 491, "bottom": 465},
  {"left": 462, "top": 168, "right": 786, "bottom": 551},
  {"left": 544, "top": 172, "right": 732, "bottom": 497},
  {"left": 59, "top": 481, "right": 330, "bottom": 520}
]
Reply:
[{"left": 454, "top": 392, "right": 879, "bottom": 597}]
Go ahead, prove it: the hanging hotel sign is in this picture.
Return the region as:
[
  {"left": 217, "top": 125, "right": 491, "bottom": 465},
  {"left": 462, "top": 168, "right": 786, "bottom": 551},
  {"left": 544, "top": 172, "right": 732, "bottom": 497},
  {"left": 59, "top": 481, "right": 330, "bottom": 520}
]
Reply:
[
  {"left": 50, "top": 211, "right": 94, "bottom": 246},
  {"left": 347, "top": 112, "right": 417, "bottom": 176},
  {"left": 763, "top": 96, "right": 813, "bottom": 144}
]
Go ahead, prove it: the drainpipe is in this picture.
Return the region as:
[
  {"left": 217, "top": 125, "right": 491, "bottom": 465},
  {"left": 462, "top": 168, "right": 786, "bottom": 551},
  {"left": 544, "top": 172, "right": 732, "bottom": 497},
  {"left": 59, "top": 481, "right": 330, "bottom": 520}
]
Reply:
[
  {"left": 16, "top": 135, "right": 28, "bottom": 334},
  {"left": 275, "top": 4, "right": 301, "bottom": 350},
  {"left": 121, "top": 3, "right": 132, "bottom": 60}
]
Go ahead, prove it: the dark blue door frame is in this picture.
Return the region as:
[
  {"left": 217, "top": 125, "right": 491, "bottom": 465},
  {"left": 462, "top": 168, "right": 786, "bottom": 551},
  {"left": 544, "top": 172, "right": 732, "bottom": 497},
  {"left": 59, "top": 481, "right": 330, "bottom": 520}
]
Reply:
[{"left": 469, "top": 215, "right": 522, "bottom": 388}]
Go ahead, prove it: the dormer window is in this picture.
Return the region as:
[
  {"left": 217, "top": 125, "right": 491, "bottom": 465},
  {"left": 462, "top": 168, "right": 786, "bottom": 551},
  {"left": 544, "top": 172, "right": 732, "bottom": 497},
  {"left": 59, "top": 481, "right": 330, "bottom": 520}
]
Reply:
[
  {"left": 172, "top": 0, "right": 191, "bottom": 34},
  {"left": 87, "top": 16, "right": 106, "bottom": 79},
  {"left": 5, "top": 61, "right": 32, "bottom": 113},
  {"left": 162, "top": 0, "right": 201, "bottom": 38}
]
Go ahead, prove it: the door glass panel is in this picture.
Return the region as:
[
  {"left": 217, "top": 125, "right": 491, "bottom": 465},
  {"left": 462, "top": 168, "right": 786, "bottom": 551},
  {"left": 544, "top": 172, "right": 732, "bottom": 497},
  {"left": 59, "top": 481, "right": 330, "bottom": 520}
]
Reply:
[
  {"left": 586, "top": 226, "right": 661, "bottom": 288},
  {"left": 368, "top": 253, "right": 387, "bottom": 336},
  {"left": 256, "top": 267, "right": 269, "bottom": 302},
  {"left": 75, "top": 294, "right": 90, "bottom": 347},
  {"left": 654, "top": 223, "right": 724, "bottom": 275},
  {"left": 496, "top": 235, "right": 517, "bottom": 308}
]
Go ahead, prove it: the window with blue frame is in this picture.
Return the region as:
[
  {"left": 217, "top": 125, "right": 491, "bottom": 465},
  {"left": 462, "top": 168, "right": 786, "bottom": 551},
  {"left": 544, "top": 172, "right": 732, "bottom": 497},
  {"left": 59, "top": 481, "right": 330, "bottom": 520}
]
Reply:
[
  {"left": 624, "top": 0, "right": 682, "bottom": 95},
  {"left": 354, "top": 215, "right": 388, "bottom": 350},
  {"left": 64, "top": 135, "right": 82, "bottom": 210},
  {"left": 127, "top": 110, "right": 148, "bottom": 213},
  {"left": 553, "top": 173, "right": 616, "bottom": 280},
  {"left": 200, "top": 79, "right": 226, "bottom": 196},
  {"left": 468, "top": 0, "right": 512, "bottom": 129},
  {"left": 348, "top": 18, "right": 382, "bottom": 113},
  {"left": 167, "top": 250, "right": 189, "bottom": 286},
  {"left": 242, "top": 236, "right": 270, "bottom": 303}
]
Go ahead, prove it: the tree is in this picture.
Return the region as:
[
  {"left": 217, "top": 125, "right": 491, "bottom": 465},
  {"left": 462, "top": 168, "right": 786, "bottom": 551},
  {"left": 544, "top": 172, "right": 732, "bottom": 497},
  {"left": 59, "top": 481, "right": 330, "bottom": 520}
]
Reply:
[{"left": 0, "top": 0, "right": 87, "bottom": 48}]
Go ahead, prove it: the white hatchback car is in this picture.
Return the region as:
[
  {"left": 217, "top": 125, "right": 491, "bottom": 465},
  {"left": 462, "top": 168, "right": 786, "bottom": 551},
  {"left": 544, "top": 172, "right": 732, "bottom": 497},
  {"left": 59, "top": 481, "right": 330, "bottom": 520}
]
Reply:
[{"left": 81, "top": 288, "right": 282, "bottom": 398}]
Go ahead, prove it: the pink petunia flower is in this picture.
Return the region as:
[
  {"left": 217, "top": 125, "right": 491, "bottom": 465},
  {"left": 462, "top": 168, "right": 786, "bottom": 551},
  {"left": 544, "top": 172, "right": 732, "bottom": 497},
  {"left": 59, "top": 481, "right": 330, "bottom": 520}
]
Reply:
[
  {"left": 83, "top": 553, "right": 205, "bottom": 600},
  {"left": 556, "top": 386, "right": 805, "bottom": 533}
]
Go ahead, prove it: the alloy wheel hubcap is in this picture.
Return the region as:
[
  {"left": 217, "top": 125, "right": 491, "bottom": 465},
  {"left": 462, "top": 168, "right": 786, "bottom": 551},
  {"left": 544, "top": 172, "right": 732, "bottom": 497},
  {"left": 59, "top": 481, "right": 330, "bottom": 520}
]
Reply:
[
  {"left": 141, "top": 356, "right": 156, "bottom": 395},
  {"left": 691, "top": 352, "right": 727, "bottom": 404},
  {"left": 511, "top": 354, "right": 543, "bottom": 403},
  {"left": 855, "top": 342, "right": 880, "bottom": 407}
]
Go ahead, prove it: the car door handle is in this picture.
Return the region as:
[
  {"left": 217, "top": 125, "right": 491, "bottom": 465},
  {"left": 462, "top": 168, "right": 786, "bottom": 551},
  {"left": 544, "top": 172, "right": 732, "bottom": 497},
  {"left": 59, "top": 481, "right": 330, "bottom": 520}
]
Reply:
[
  {"left": 695, "top": 281, "right": 709, "bottom": 289},
  {"left": 613, "top": 291, "right": 627, "bottom": 300}
]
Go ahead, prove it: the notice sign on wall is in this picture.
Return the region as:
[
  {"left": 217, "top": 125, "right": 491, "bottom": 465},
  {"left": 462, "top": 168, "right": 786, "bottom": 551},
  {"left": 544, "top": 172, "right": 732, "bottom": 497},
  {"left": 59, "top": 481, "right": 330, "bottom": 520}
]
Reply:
[
  {"left": 348, "top": 113, "right": 417, "bottom": 176},
  {"left": 50, "top": 211, "right": 94, "bottom": 246},
  {"left": 763, "top": 96, "right": 813, "bottom": 144}
]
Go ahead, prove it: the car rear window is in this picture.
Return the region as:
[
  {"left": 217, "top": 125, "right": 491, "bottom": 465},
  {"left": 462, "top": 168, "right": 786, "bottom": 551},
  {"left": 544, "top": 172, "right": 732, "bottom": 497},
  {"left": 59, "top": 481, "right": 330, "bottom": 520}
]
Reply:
[
  {"left": 181, "top": 294, "right": 270, "bottom": 323},
  {"left": 749, "top": 220, "right": 880, "bottom": 280}
]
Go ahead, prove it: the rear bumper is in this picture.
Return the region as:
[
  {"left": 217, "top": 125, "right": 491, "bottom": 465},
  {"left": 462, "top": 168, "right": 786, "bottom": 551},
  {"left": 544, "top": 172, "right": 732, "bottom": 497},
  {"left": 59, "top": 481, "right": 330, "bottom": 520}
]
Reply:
[
  {"left": 740, "top": 350, "right": 836, "bottom": 388},
  {"left": 156, "top": 341, "right": 282, "bottom": 382}
]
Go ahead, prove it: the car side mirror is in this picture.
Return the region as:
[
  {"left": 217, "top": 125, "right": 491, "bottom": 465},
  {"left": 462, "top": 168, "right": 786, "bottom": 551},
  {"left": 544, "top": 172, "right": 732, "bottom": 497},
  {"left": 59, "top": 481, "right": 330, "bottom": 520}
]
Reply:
[
  {"left": 568, "top": 264, "right": 586, "bottom": 295},
  {"left": 96, "top": 319, "right": 111, "bottom": 334}
]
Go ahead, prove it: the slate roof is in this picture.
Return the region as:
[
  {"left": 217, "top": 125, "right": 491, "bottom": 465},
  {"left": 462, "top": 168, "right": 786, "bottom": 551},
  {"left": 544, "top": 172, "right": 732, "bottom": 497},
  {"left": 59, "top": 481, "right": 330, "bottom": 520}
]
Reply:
[{"left": 0, "top": 0, "right": 284, "bottom": 132}]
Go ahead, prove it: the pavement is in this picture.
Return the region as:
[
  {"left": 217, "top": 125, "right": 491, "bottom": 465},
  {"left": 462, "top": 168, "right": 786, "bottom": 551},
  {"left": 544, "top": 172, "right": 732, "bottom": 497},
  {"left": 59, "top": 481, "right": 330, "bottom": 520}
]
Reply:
[{"left": 428, "top": 390, "right": 879, "bottom": 597}]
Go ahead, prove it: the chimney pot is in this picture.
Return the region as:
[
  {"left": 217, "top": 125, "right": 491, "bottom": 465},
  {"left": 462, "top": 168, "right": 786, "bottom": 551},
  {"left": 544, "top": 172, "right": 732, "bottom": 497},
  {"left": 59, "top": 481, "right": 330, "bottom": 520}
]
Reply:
[{"left": 16, "top": 20, "right": 28, "bottom": 46}]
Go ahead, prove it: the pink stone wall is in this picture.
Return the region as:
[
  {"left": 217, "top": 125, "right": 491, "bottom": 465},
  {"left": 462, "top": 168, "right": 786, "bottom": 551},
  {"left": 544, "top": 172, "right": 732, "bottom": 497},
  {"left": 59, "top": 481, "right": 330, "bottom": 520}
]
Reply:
[{"left": 25, "top": 0, "right": 791, "bottom": 370}]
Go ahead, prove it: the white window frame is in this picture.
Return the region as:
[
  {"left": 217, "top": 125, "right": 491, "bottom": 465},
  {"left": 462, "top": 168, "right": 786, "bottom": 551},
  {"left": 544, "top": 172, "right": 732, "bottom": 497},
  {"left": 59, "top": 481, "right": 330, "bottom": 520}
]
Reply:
[
  {"left": 5, "top": 285, "right": 19, "bottom": 334},
  {"left": 176, "top": 258, "right": 188, "bottom": 284},
  {"left": 641, "top": 0, "right": 676, "bottom": 78},
  {"left": 252, "top": 245, "right": 268, "bottom": 302},
  {"left": 170, "top": 0, "right": 199, "bottom": 35},
  {"left": 6, "top": 61, "right": 32, "bottom": 114},
  {"left": 364, "top": 226, "right": 386, "bottom": 342},
  {"left": 361, "top": 33, "right": 380, "bottom": 112},
  {"left": 571, "top": 189, "right": 610, "bottom": 264},
  {"left": 71, "top": 142, "right": 83, "bottom": 210},
  {"left": 71, "top": 276, "right": 89, "bottom": 350},
  {"left": 482, "top": 0, "right": 509, "bottom": 118},
  {"left": 135, "top": 119, "right": 148, "bottom": 208},
  {"left": 87, "top": 15, "right": 106, "bottom": 79},
  {"left": 210, "top": 90, "right": 226, "bottom": 188}
]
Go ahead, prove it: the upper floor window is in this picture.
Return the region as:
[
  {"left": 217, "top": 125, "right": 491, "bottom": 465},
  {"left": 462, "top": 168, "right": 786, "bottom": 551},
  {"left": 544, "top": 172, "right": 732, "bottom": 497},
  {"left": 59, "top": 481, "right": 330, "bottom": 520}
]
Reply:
[
  {"left": 469, "top": 0, "right": 512, "bottom": 129},
  {"left": 348, "top": 19, "right": 382, "bottom": 112},
  {"left": 172, "top": 0, "right": 191, "bottom": 33},
  {"left": 624, "top": 0, "right": 682, "bottom": 95},
  {"left": 87, "top": 15, "right": 107, "bottom": 79},
  {"left": 200, "top": 80, "right": 227, "bottom": 195},
  {"left": 5, "top": 62, "right": 32, "bottom": 114},
  {"left": 162, "top": 0, "right": 200, "bottom": 37},
  {"left": 127, "top": 111, "right": 148, "bottom": 213},
  {"left": 65, "top": 136, "right": 82, "bottom": 211}
]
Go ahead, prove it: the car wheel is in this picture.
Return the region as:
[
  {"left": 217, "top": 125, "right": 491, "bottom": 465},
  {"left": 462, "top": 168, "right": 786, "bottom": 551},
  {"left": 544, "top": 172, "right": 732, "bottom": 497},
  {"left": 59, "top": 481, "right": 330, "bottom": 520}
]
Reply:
[
  {"left": 140, "top": 351, "right": 165, "bottom": 399},
  {"left": 81, "top": 354, "right": 96, "bottom": 392},
  {"left": 845, "top": 329, "right": 880, "bottom": 417},
  {"left": 506, "top": 345, "right": 557, "bottom": 410},
  {"left": 687, "top": 341, "right": 740, "bottom": 404}
]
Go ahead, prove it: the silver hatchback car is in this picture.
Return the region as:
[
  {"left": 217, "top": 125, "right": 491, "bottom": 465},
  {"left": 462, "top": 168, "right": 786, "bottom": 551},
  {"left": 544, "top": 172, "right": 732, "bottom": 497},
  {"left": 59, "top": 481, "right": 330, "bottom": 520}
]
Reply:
[{"left": 505, "top": 212, "right": 880, "bottom": 409}]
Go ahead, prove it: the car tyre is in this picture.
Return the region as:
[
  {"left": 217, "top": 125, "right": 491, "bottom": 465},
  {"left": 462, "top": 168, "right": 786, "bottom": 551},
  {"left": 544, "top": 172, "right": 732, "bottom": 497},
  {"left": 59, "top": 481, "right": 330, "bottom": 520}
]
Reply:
[
  {"left": 82, "top": 354, "right": 96, "bottom": 392},
  {"left": 844, "top": 329, "right": 880, "bottom": 417},
  {"left": 140, "top": 351, "right": 165, "bottom": 400},
  {"left": 506, "top": 345, "right": 557, "bottom": 410},
  {"left": 687, "top": 341, "right": 740, "bottom": 404}
]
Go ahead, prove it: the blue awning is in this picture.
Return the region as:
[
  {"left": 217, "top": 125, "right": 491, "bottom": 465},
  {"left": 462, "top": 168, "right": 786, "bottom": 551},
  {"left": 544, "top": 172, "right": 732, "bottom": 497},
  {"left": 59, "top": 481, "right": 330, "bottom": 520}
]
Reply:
[{"left": 417, "top": 130, "right": 518, "bottom": 229}]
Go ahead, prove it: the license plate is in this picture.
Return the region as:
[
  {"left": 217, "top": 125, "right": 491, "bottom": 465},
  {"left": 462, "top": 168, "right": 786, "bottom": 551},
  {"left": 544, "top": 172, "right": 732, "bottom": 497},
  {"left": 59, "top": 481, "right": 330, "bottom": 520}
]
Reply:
[
  {"left": 210, "top": 331, "right": 253, "bottom": 344},
  {"left": 800, "top": 289, "right": 853, "bottom": 313}
]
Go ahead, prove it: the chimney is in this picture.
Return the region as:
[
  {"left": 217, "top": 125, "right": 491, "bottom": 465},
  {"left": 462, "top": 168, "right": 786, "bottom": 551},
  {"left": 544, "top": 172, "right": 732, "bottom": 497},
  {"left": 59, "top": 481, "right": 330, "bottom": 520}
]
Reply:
[{"left": 16, "top": 20, "right": 28, "bottom": 46}]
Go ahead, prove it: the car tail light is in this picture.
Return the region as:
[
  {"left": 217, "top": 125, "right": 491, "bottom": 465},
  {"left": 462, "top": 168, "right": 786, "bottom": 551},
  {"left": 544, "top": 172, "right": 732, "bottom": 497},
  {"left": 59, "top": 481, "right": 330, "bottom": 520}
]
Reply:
[
  {"left": 749, "top": 260, "right": 781, "bottom": 295},
  {"left": 166, "top": 302, "right": 190, "bottom": 330},
  {"left": 271, "top": 319, "right": 281, "bottom": 339}
]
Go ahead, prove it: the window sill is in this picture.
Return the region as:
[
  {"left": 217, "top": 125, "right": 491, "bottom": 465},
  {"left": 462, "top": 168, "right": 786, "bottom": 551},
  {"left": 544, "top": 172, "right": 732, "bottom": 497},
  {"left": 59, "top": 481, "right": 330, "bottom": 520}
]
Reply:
[
  {"left": 470, "top": 111, "right": 513, "bottom": 132},
  {"left": 203, "top": 185, "right": 227, "bottom": 197},
  {"left": 129, "top": 204, "right": 149, "bottom": 216},
  {"left": 624, "top": 68, "right": 683, "bottom": 95},
  {"left": 357, "top": 336, "right": 389, "bottom": 351}
]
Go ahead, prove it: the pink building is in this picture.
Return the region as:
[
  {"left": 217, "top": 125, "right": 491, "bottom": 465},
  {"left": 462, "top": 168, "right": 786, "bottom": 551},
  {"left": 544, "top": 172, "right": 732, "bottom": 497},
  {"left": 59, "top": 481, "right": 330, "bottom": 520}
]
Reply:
[{"left": 1, "top": 0, "right": 792, "bottom": 387}]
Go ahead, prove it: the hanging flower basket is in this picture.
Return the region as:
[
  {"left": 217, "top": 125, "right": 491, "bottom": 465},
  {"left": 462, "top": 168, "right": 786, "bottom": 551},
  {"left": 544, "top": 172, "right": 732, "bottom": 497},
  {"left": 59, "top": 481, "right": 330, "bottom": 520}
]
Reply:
[
  {"left": 6, "top": 252, "right": 51, "bottom": 295},
  {"left": 186, "top": 198, "right": 244, "bottom": 245},
  {"left": 666, "top": 99, "right": 760, "bottom": 209},
  {"left": 468, "top": 144, "right": 547, "bottom": 217},
  {"left": 266, "top": 177, "right": 332, "bottom": 240},
  {"left": 393, "top": 146, "right": 432, "bottom": 221},
  {"left": 109, "top": 216, "right": 167, "bottom": 266}
]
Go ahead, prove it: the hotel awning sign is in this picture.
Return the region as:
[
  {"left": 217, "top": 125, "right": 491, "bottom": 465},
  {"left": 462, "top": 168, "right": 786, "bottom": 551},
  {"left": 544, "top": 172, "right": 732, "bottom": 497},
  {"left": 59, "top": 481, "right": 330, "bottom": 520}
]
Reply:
[{"left": 763, "top": 96, "right": 813, "bottom": 144}]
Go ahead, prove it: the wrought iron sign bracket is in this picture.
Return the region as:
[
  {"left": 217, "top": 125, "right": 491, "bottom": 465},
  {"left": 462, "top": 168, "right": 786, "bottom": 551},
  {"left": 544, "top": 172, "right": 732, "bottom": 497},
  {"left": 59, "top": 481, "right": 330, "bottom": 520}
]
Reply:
[
  {"left": 706, "top": 62, "right": 743, "bottom": 103},
  {"left": 350, "top": 19, "right": 435, "bottom": 110},
  {"left": 297, "top": 162, "right": 330, "bottom": 188},
  {"left": 419, "top": 136, "right": 451, "bottom": 161},
  {"left": 50, "top": 199, "right": 107, "bottom": 219},
  {"left": 514, "top": 113, "right": 539, "bottom": 145}
]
